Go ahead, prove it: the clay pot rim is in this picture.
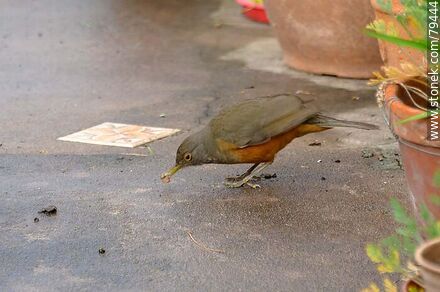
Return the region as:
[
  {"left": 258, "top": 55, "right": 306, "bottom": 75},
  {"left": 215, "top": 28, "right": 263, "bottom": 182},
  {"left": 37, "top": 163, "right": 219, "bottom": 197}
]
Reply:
[
  {"left": 402, "top": 278, "right": 423, "bottom": 291},
  {"left": 384, "top": 82, "right": 425, "bottom": 119},
  {"left": 383, "top": 82, "right": 440, "bottom": 148},
  {"left": 415, "top": 238, "right": 440, "bottom": 274}
]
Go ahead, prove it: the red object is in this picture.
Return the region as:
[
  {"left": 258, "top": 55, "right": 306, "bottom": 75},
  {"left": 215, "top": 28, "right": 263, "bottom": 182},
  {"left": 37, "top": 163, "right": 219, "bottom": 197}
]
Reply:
[{"left": 236, "top": 0, "right": 269, "bottom": 24}]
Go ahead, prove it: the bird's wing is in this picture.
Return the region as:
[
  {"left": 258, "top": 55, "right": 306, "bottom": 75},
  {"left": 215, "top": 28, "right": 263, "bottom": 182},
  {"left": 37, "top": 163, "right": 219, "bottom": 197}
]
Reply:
[{"left": 209, "top": 94, "right": 319, "bottom": 147}]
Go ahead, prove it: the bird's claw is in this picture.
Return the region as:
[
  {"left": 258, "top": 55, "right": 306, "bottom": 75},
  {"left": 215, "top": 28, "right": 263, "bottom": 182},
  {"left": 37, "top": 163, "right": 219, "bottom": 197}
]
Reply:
[
  {"left": 225, "top": 176, "right": 260, "bottom": 183},
  {"left": 223, "top": 180, "right": 245, "bottom": 188},
  {"left": 223, "top": 180, "right": 261, "bottom": 189},
  {"left": 246, "top": 182, "right": 261, "bottom": 189}
]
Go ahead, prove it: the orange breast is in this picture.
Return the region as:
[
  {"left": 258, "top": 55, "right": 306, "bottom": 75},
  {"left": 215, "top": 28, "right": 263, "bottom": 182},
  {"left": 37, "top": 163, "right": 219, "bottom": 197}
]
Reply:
[{"left": 227, "top": 124, "right": 328, "bottom": 163}]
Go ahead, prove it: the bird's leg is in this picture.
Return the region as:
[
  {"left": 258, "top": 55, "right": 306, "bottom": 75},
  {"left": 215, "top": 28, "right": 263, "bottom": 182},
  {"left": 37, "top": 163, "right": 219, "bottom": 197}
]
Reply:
[
  {"left": 225, "top": 163, "right": 260, "bottom": 182},
  {"left": 224, "top": 163, "right": 271, "bottom": 189}
]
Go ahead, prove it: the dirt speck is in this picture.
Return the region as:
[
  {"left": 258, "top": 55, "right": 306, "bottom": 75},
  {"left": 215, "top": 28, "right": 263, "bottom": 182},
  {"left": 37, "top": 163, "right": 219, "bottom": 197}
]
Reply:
[
  {"left": 308, "top": 141, "right": 321, "bottom": 146},
  {"left": 261, "top": 173, "right": 277, "bottom": 179},
  {"left": 38, "top": 205, "right": 57, "bottom": 216}
]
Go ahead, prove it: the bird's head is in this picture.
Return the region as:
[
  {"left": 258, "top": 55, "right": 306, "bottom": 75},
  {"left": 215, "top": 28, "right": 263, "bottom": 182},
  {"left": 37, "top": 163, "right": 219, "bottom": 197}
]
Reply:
[{"left": 161, "top": 131, "right": 213, "bottom": 183}]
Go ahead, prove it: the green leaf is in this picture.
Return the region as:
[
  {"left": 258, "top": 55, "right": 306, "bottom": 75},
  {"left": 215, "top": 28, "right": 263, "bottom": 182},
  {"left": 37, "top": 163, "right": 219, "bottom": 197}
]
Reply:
[
  {"left": 377, "top": 247, "right": 401, "bottom": 273},
  {"left": 384, "top": 277, "right": 398, "bottom": 292},
  {"left": 377, "top": 0, "right": 392, "bottom": 13},
  {"left": 433, "top": 170, "right": 440, "bottom": 188},
  {"left": 419, "top": 204, "right": 437, "bottom": 237},
  {"left": 430, "top": 195, "right": 440, "bottom": 206},
  {"left": 390, "top": 198, "right": 422, "bottom": 243},
  {"left": 390, "top": 198, "right": 412, "bottom": 225},
  {"left": 364, "top": 29, "right": 427, "bottom": 51},
  {"left": 420, "top": 203, "right": 434, "bottom": 223},
  {"left": 389, "top": 249, "right": 401, "bottom": 269},
  {"left": 362, "top": 283, "right": 381, "bottom": 292},
  {"left": 396, "top": 226, "right": 417, "bottom": 238},
  {"left": 398, "top": 112, "right": 429, "bottom": 124},
  {"left": 381, "top": 235, "right": 400, "bottom": 250},
  {"left": 401, "top": 236, "right": 417, "bottom": 255},
  {"left": 366, "top": 244, "right": 383, "bottom": 263}
]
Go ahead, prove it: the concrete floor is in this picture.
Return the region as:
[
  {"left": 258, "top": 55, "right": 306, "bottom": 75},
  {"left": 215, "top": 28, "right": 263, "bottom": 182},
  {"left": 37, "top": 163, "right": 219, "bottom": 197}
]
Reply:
[{"left": 0, "top": 0, "right": 410, "bottom": 291}]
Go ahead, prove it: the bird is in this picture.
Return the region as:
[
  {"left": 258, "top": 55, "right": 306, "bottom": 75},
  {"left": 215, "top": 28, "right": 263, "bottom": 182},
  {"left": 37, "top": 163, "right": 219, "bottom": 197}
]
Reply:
[{"left": 161, "top": 93, "right": 378, "bottom": 188}]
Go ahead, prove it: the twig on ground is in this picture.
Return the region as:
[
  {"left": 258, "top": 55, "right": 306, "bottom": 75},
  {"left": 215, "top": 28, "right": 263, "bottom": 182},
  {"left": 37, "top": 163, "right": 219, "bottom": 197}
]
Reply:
[{"left": 186, "top": 231, "right": 225, "bottom": 254}]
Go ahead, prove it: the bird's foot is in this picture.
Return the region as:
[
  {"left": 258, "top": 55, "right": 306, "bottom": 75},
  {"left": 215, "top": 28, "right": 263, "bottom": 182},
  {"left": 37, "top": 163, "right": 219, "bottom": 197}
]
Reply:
[
  {"left": 224, "top": 163, "right": 270, "bottom": 189},
  {"left": 225, "top": 176, "right": 244, "bottom": 183},
  {"left": 223, "top": 180, "right": 261, "bottom": 189},
  {"left": 223, "top": 180, "right": 245, "bottom": 188},
  {"left": 225, "top": 175, "right": 260, "bottom": 183},
  {"left": 246, "top": 181, "right": 261, "bottom": 189}
]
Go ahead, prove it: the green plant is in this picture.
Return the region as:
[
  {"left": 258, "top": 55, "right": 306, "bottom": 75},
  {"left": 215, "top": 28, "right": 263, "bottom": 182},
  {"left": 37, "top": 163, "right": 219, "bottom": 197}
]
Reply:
[
  {"left": 363, "top": 171, "right": 440, "bottom": 291},
  {"left": 366, "top": 0, "right": 429, "bottom": 124},
  {"left": 365, "top": 0, "right": 427, "bottom": 51}
]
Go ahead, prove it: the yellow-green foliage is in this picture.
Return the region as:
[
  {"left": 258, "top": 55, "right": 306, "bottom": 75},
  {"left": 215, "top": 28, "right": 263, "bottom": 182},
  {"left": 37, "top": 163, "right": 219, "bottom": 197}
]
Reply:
[
  {"left": 365, "top": 0, "right": 427, "bottom": 51},
  {"left": 362, "top": 278, "right": 398, "bottom": 292},
  {"left": 369, "top": 63, "right": 427, "bottom": 86},
  {"left": 363, "top": 171, "right": 440, "bottom": 291}
]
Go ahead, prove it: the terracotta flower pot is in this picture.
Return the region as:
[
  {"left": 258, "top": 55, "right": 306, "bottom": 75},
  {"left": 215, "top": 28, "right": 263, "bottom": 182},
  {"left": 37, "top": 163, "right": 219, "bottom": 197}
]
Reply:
[
  {"left": 415, "top": 238, "right": 440, "bottom": 292},
  {"left": 370, "top": 0, "right": 426, "bottom": 68},
  {"left": 264, "top": 0, "right": 383, "bottom": 79},
  {"left": 384, "top": 83, "right": 440, "bottom": 219}
]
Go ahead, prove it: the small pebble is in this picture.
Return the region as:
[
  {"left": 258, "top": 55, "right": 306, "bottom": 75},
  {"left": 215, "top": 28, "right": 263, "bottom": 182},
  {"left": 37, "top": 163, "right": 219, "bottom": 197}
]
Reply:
[
  {"left": 99, "top": 248, "right": 106, "bottom": 255},
  {"left": 334, "top": 159, "right": 341, "bottom": 163},
  {"left": 34, "top": 217, "right": 39, "bottom": 223},
  {"left": 321, "top": 177, "right": 326, "bottom": 181},
  {"left": 159, "top": 113, "right": 166, "bottom": 118},
  {"left": 317, "top": 160, "right": 322, "bottom": 163}
]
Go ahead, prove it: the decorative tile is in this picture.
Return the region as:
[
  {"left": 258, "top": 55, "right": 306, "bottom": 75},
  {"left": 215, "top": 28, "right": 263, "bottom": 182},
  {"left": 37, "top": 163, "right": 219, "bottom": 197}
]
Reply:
[{"left": 58, "top": 122, "right": 180, "bottom": 148}]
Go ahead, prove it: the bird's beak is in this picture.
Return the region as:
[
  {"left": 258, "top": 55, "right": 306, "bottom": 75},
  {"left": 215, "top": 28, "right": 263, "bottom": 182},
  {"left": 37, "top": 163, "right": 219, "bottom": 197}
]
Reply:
[{"left": 160, "top": 164, "right": 182, "bottom": 183}]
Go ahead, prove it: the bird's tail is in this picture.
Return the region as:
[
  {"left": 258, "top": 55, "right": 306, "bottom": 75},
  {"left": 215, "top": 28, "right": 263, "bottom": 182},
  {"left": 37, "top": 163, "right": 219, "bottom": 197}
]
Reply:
[{"left": 307, "top": 114, "right": 379, "bottom": 130}]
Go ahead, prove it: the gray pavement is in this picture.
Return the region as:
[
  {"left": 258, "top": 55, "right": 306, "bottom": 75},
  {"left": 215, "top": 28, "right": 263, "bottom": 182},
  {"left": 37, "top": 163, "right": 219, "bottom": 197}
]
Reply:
[{"left": 1, "top": 0, "right": 410, "bottom": 291}]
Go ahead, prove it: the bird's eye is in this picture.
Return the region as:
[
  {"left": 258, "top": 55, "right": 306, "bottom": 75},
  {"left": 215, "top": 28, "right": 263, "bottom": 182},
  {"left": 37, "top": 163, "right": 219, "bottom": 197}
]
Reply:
[{"left": 184, "top": 153, "right": 192, "bottom": 161}]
